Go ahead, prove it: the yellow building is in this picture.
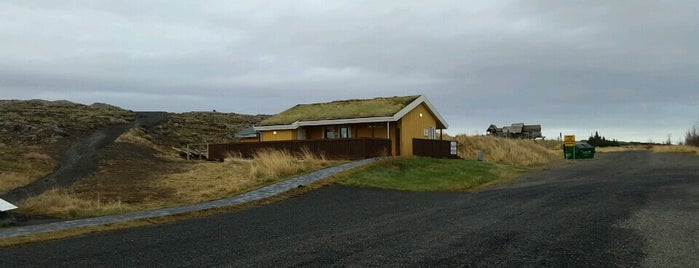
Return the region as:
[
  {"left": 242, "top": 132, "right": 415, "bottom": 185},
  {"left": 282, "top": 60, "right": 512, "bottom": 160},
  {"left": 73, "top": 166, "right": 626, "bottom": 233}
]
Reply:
[{"left": 253, "top": 95, "right": 449, "bottom": 156}]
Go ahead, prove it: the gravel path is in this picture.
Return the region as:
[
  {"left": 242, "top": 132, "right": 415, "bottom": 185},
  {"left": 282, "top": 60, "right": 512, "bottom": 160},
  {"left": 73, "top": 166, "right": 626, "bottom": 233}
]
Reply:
[
  {"left": 1, "top": 112, "right": 168, "bottom": 204},
  {"left": 1, "top": 151, "right": 697, "bottom": 267}
]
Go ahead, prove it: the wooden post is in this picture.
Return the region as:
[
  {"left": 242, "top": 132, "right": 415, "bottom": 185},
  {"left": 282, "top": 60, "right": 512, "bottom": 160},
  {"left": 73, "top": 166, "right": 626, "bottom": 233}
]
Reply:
[{"left": 186, "top": 144, "right": 190, "bottom": 160}]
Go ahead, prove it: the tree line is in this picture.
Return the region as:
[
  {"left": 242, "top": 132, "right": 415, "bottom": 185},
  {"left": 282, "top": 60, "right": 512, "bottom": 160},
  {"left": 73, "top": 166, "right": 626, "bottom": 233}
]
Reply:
[{"left": 587, "top": 131, "right": 621, "bottom": 147}]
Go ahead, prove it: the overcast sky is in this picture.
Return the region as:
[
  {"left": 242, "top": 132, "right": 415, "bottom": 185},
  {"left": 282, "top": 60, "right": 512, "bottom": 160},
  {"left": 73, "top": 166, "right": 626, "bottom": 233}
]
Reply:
[{"left": 1, "top": 1, "right": 697, "bottom": 143}]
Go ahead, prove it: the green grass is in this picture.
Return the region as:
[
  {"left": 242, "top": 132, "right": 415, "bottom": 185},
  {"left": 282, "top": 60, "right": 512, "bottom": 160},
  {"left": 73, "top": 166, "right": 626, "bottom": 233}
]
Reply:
[
  {"left": 258, "top": 95, "right": 419, "bottom": 126},
  {"left": 335, "top": 157, "right": 529, "bottom": 191}
]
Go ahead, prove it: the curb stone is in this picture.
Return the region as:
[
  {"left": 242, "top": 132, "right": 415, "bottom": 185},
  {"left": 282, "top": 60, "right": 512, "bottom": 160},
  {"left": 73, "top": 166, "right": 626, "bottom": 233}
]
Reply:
[{"left": 0, "top": 158, "right": 380, "bottom": 239}]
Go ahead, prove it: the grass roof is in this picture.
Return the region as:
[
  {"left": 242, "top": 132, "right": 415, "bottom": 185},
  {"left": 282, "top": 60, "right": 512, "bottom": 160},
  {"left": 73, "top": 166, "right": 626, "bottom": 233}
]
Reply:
[{"left": 258, "top": 95, "right": 420, "bottom": 126}]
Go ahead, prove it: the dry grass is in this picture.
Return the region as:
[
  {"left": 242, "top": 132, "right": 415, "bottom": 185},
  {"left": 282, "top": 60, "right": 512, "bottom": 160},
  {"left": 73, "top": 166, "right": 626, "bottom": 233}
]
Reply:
[
  {"left": 453, "top": 135, "right": 560, "bottom": 167},
  {"left": 115, "top": 127, "right": 152, "bottom": 145},
  {"left": 0, "top": 178, "right": 335, "bottom": 248},
  {"left": 595, "top": 145, "right": 650, "bottom": 153},
  {"left": 652, "top": 145, "right": 699, "bottom": 155},
  {"left": 18, "top": 189, "right": 132, "bottom": 218},
  {"left": 17, "top": 148, "right": 338, "bottom": 219},
  {"left": 0, "top": 147, "right": 55, "bottom": 193},
  {"left": 159, "top": 148, "right": 336, "bottom": 204}
]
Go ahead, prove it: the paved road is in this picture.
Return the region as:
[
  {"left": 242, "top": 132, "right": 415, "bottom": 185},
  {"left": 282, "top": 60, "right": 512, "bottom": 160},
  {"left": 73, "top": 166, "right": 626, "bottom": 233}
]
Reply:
[{"left": 1, "top": 151, "right": 697, "bottom": 267}]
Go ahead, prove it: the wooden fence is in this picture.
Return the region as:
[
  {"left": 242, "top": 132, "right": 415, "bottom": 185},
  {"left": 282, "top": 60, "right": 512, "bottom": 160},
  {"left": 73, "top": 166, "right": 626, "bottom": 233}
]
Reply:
[
  {"left": 412, "top": 138, "right": 459, "bottom": 159},
  {"left": 207, "top": 138, "right": 391, "bottom": 160}
]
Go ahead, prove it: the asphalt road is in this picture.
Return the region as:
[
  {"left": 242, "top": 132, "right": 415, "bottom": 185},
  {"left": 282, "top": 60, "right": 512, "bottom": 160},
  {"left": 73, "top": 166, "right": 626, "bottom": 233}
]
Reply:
[{"left": 1, "top": 151, "right": 697, "bottom": 267}]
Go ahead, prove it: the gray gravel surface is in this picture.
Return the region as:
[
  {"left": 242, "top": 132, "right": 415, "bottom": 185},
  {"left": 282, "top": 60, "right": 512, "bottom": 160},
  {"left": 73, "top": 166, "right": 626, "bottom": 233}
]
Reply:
[{"left": 1, "top": 151, "right": 697, "bottom": 267}]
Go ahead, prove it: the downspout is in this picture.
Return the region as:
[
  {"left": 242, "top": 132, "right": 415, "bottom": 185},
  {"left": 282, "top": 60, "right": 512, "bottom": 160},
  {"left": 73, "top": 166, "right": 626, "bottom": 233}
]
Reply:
[{"left": 387, "top": 121, "right": 390, "bottom": 139}]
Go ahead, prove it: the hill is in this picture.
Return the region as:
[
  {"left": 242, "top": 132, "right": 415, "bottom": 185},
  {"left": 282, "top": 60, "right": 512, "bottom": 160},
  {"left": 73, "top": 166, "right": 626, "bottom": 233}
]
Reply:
[{"left": 0, "top": 99, "right": 134, "bottom": 146}]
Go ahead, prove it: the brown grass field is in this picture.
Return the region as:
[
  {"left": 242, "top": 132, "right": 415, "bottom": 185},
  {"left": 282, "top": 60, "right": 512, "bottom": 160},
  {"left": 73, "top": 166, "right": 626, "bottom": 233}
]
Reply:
[
  {"left": 17, "top": 130, "right": 338, "bottom": 219},
  {"left": 0, "top": 146, "right": 56, "bottom": 194},
  {"left": 453, "top": 135, "right": 561, "bottom": 167},
  {"left": 651, "top": 145, "right": 699, "bottom": 155}
]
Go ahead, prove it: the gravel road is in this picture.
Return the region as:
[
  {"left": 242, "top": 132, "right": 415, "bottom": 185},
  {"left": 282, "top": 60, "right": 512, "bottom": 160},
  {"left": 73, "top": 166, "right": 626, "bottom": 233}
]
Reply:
[{"left": 1, "top": 151, "right": 697, "bottom": 267}]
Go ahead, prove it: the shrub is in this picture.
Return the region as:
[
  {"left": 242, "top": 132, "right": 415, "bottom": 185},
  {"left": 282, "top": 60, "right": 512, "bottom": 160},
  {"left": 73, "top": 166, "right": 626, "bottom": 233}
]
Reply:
[{"left": 686, "top": 126, "right": 699, "bottom": 147}]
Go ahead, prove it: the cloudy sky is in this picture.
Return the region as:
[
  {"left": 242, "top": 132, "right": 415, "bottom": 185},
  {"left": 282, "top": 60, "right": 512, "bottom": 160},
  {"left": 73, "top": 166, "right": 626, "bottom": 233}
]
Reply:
[{"left": 1, "top": 1, "right": 697, "bottom": 143}]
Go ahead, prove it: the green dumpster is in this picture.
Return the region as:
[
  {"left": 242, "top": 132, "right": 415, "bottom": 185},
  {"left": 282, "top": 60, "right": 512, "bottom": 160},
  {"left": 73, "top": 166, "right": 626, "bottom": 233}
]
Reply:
[{"left": 564, "top": 142, "right": 595, "bottom": 159}]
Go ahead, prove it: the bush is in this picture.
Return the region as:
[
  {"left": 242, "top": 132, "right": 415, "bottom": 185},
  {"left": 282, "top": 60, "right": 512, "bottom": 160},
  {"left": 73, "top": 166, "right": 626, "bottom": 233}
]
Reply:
[{"left": 686, "top": 126, "right": 699, "bottom": 147}]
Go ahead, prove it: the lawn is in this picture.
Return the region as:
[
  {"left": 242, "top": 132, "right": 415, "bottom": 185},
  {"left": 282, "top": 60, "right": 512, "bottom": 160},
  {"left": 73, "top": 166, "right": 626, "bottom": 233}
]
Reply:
[{"left": 336, "top": 157, "right": 529, "bottom": 191}]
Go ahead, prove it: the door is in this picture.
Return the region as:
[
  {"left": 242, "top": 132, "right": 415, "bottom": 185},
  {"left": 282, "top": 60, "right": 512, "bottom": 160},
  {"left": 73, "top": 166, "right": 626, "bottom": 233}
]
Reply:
[{"left": 395, "top": 128, "right": 400, "bottom": 156}]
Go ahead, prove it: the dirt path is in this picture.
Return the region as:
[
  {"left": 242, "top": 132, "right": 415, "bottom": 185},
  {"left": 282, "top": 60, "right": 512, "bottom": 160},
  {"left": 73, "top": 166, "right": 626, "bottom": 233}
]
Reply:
[
  {"left": 2, "top": 151, "right": 696, "bottom": 267},
  {"left": 0, "top": 112, "right": 167, "bottom": 204}
]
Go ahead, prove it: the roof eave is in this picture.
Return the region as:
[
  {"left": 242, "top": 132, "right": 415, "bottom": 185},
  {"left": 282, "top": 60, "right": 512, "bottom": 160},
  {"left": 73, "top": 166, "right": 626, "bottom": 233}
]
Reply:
[
  {"left": 393, "top": 95, "right": 449, "bottom": 129},
  {"left": 253, "top": 116, "right": 396, "bottom": 131}
]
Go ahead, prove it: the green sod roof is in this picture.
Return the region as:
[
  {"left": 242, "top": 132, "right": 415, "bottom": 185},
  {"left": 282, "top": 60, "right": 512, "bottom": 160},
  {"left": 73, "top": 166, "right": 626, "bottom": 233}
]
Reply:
[{"left": 258, "top": 95, "right": 420, "bottom": 126}]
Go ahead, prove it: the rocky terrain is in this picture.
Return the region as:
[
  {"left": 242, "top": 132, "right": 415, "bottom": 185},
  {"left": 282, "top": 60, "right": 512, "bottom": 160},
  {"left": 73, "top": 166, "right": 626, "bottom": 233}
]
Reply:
[
  {"left": 148, "top": 111, "right": 269, "bottom": 147},
  {"left": 0, "top": 99, "right": 269, "bottom": 226},
  {"left": 0, "top": 100, "right": 134, "bottom": 146}
]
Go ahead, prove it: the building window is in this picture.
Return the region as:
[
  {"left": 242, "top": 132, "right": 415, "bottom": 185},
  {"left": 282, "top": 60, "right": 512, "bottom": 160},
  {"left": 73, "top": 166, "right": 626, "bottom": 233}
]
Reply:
[
  {"left": 340, "top": 126, "right": 351, "bottom": 138},
  {"left": 325, "top": 128, "right": 335, "bottom": 139}
]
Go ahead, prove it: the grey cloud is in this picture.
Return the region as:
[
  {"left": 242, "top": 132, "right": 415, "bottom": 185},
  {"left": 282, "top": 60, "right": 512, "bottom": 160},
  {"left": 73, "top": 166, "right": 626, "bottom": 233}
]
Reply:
[{"left": 1, "top": 0, "right": 697, "bottom": 142}]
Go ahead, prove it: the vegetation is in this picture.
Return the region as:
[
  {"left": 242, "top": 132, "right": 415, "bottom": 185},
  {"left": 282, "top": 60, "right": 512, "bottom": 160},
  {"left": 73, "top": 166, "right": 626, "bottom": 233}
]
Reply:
[
  {"left": 686, "top": 124, "right": 699, "bottom": 147},
  {"left": 17, "top": 148, "right": 338, "bottom": 219},
  {"left": 587, "top": 131, "right": 621, "bottom": 147},
  {"left": 0, "top": 99, "right": 133, "bottom": 146},
  {"left": 652, "top": 145, "right": 699, "bottom": 155},
  {"left": 336, "top": 157, "right": 528, "bottom": 191},
  {"left": 453, "top": 135, "right": 560, "bottom": 166},
  {"left": 0, "top": 147, "right": 55, "bottom": 193},
  {"left": 258, "top": 95, "right": 419, "bottom": 126},
  {"left": 148, "top": 112, "right": 269, "bottom": 147}
]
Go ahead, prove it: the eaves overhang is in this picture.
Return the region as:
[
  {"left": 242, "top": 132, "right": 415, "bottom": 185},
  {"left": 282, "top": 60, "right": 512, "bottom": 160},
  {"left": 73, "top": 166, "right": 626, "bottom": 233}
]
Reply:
[{"left": 253, "top": 95, "right": 449, "bottom": 131}]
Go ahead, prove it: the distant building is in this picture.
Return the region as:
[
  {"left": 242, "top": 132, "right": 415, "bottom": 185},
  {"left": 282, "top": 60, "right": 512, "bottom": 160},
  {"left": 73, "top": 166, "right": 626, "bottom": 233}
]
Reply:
[{"left": 487, "top": 123, "right": 543, "bottom": 139}]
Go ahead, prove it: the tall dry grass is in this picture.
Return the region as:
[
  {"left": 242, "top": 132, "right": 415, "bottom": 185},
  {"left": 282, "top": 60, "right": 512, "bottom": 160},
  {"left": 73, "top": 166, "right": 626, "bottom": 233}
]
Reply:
[
  {"left": 158, "top": 148, "right": 335, "bottom": 204},
  {"left": 454, "top": 135, "right": 560, "bottom": 166},
  {"left": 19, "top": 148, "right": 336, "bottom": 219},
  {"left": 0, "top": 149, "right": 55, "bottom": 193},
  {"left": 652, "top": 145, "right": 699, "bottom": 155},
  {"left": 19, "top": 189, "right": 131, "bottom": 218}
]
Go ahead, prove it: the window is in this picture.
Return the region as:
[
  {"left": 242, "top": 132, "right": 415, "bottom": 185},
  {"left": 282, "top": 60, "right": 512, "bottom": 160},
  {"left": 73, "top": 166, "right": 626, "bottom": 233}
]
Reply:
[
  {"left": 325, "top": 128, "right": 335, "bottom": 139},
  {"left": 340, "top": 127, "right": 351, "bottom": 138}
]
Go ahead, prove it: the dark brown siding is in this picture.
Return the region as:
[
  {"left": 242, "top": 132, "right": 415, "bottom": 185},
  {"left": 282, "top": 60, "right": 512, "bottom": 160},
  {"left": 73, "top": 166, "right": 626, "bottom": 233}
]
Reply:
[
  {"left": 207, "top": 138, "right": 391, "bottom": 160},
  {"left": 412, "top": 139, "right": 459, "bottom": 159}
]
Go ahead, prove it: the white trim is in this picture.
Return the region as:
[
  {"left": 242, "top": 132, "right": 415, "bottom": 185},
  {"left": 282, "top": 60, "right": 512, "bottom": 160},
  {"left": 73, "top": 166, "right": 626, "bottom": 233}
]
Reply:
[
  {"left": 253, "top": 95, "right": 450, "bottom": 131},
  {"left": 254, "top": 116, "right": 394, "bottom": 131},
  {"left": 393, "top": 95, "right": 449, "bottom": 129}
]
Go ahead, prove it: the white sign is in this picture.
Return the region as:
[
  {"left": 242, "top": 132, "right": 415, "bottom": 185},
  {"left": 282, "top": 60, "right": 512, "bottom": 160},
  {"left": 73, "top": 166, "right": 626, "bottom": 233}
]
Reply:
[{"left": 0, "top": 198, "right": 17, "bottom": 211}]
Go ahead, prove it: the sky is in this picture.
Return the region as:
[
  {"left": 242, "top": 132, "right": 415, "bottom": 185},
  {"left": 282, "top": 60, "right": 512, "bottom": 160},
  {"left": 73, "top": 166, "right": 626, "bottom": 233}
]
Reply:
[{"left": 1, "top": 1, "right": 697, "bottom": 143}]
